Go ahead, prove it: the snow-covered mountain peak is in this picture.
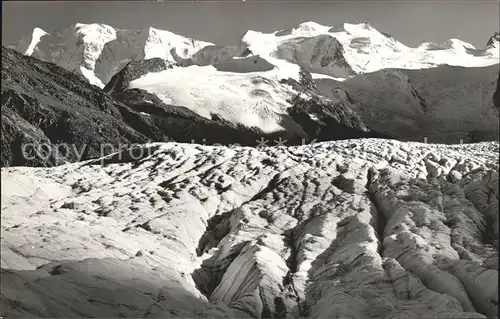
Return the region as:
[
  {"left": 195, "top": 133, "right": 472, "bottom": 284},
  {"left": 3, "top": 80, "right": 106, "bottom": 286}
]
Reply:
[
  {"left": 279, "top": 21, "right": 379, "bottom": 38},
  {"left": 444, "top": 38, "right": 476, "bottom": 50},
  {"left": 141, "top": 26, "right": 213, "bottom": 59},
  {"left": 343, "top": 22, "right": 375, "bottom": 33},
  {"left": 9, "top": 23, "right": 213, "bottom": 87},
  {"left": 238, "top": 20, "right": 499, "bottom": 79},
  {"left": 293, "top": 21, "right": 331, "bottom": 34},
  {"left": 72, "top": 23, "right": 115, "bottom": 35},
  {"left": 32, "top": 27, "right": 49, "bottom": 38},
  {"left": 55, "top": 23, "right": 117, "bottom": 47},
  {"left": 7, "top": 27, "right": 49, "bottom": 56},
  {"left": 9, "top": 21, "right": 500, "bottom": 88}
]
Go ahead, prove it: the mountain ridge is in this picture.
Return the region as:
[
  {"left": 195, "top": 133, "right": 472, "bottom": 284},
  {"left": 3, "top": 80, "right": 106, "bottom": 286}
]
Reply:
[{"left": 9, "top": 22, "right": 499, "bottom": 88}]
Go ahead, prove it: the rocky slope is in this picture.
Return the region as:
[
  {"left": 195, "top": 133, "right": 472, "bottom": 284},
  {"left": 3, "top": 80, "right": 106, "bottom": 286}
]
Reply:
[
  {"left": 8, "top": 22, "right": 499, "bottom": 145},
  {"left": 487, "top": 32, "right": 500, "bottom": 50},
  {"left": 494, "top": 71, "right": 500, "bottom": 110},
  {"left": 1, "top": 46, "right": 171, "bottom": 167},
  {"left": 1, "top": 138, "right": 498, "bottom": 318},
  {"left": 316, "top": 64, "right": 500, "bottom": 143}
]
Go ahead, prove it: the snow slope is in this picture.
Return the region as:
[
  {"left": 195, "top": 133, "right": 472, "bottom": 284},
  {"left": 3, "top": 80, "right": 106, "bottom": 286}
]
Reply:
[
  {"left": 128, "top": 56, "right": 303, "bottom": 133},
  {"left": 2, "top": 139, "right": 498, "bottom": 318},
  {"left": 8, "top": 23, "right": 212, "bottom": 88}
]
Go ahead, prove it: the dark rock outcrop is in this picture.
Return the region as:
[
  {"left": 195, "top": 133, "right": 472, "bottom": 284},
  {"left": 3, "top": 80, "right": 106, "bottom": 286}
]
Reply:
[
  {"left": 486, "top": 31, "right": 500, "bottom": 49},
  {"left": 494, "top": 72, "right": 500, "bottom": 110},
  {"left": 286, "top": 95, "right": 381, "bottom": 141},
  {"left": 103, "top": 58, "right": 174, "bottom": 94},
  {"left": 281, "top": 67, "right": 387, "bottom": 140}
]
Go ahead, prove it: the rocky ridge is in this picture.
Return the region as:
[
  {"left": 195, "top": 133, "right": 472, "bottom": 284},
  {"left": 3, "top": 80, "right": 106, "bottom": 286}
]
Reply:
[
  {"left": 486, "top": 32, "right": 500, "bottom": 50},
  {"left": 1, "top": 46, "right": 171, "bottom": 167}
]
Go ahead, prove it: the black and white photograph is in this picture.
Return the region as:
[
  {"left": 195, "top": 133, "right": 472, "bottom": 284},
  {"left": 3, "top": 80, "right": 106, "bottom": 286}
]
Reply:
[{"left": 1, "top": 0, "right": 499, "bottom": 317}]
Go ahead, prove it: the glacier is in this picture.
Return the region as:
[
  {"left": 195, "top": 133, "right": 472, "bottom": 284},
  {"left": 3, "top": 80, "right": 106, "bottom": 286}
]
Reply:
[{"left": 1, "top": 139, "right": 498, "bottom": 318}]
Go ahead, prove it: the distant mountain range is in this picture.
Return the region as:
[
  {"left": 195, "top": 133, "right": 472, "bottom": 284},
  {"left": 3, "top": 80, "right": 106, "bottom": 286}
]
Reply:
[{"left": 8, "top": 22, "right": 499, "bottom": 87}]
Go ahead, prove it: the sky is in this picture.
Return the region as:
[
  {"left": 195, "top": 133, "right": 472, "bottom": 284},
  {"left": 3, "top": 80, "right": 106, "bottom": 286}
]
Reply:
[{"left": 2, "top": 0, "right": 499, "bottom": 49}]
